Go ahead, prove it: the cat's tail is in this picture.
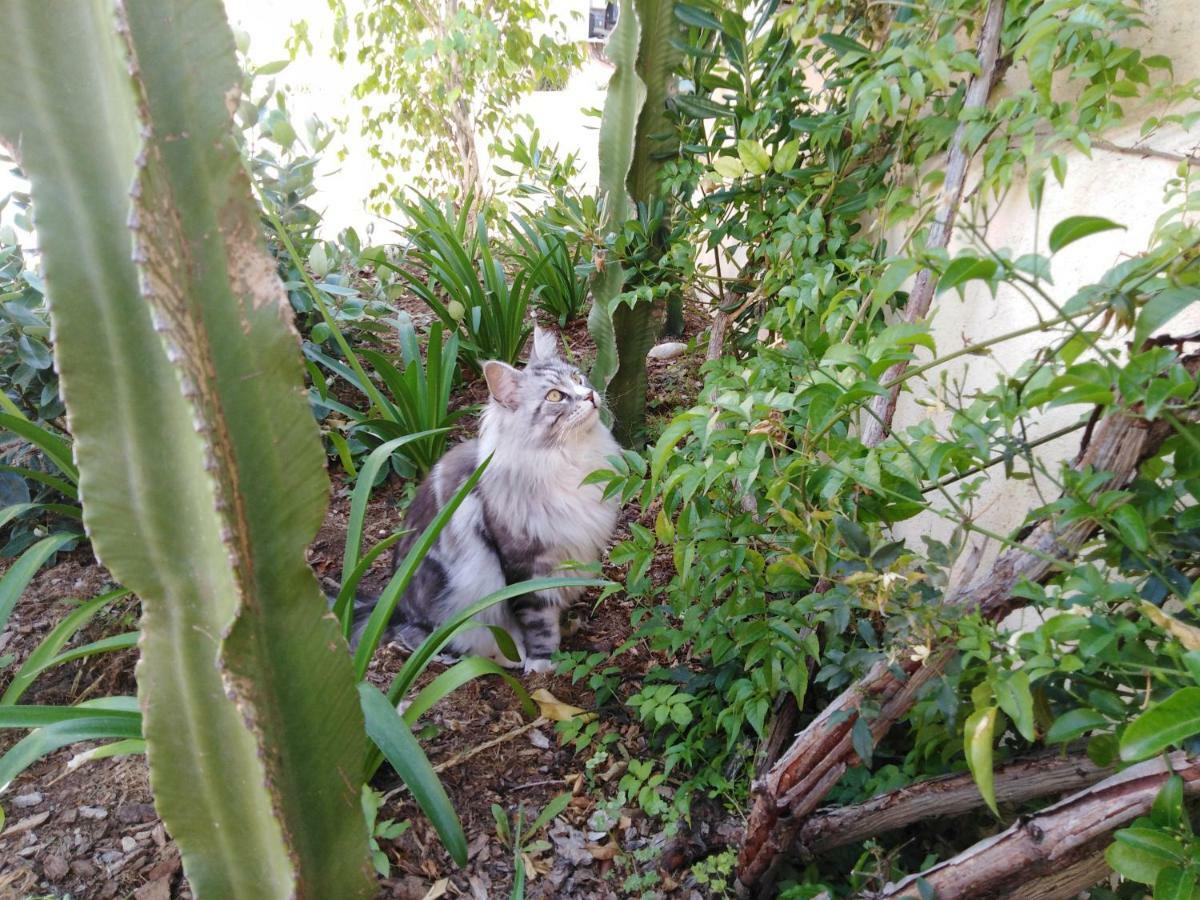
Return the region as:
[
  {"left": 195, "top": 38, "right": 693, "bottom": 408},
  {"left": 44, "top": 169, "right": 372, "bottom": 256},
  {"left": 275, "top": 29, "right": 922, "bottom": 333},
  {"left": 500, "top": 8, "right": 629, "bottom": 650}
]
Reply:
[{"left": 346, "top": 590, "right": 429, "bottom": 653}]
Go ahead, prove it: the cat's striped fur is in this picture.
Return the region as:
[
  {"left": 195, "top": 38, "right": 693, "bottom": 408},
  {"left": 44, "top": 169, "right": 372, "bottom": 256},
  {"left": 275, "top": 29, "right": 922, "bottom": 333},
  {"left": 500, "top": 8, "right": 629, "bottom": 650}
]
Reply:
[{"left": 353, "top": 328, "right": 619, "bottom": 672}]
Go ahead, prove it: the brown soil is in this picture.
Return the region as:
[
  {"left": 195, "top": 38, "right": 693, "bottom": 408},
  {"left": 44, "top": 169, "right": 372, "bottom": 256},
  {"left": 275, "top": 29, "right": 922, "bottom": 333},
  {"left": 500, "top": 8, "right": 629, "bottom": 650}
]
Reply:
[{"left": 0, "top": 301, "right": 711, "bottom": 900}]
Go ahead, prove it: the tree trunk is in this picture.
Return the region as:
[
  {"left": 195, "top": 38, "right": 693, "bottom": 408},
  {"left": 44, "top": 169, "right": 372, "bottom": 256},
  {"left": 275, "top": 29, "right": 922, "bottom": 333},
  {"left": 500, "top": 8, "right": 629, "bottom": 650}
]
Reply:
[
  {"left": 860, "top": 0, "right": 1007, "bottom": 448},
  {"left": 443, "top": 0, "right": 482, "bottom": 204},
  {"left": 609, "top": 298, "right": 662, "bottom": 447},
  {"left": 735, "top": 353, "right": 1200, "bottom": 894},
  {"left": 877, "top": 753, "right": 1200, "bottom": 899}
]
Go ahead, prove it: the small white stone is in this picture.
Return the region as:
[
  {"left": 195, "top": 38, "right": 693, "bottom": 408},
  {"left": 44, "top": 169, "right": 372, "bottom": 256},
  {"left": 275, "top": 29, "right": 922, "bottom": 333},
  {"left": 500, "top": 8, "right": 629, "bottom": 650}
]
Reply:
[
  {"left": 121, "top": 836, "right": 138, "bottom": 853},
  {"left": 647, "top": 341, "right": 687, "bottom": 360},
  {"left": 12, "top": 792, "right": 42, "bottom": 808},
  {"left": 528, "top": 729, "right": 550, "bottom": 750},
  {"left": 78, "top": 805, "right": 108, "bottom": 819}
]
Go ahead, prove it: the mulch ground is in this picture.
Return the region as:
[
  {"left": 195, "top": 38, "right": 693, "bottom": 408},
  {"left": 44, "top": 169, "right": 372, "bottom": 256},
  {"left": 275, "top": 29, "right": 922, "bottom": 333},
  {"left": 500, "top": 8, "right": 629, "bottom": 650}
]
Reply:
[{"left": 0, "top": 305, "right": 711, "bottom": 899}]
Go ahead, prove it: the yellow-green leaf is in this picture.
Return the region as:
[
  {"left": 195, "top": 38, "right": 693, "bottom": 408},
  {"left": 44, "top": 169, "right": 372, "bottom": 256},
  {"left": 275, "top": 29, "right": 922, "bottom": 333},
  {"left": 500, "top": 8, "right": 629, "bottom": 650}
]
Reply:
[{"left": 964, "top": 706, "right": 999, "bottom": 817}]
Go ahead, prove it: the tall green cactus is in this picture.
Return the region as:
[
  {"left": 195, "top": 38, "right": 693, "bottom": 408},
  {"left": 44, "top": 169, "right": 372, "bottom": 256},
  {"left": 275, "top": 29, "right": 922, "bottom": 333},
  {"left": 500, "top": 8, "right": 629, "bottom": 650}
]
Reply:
[
  {"left": 588, "top": 0, "right": 683, "bottom": 448},
  {"left": 0, "top": 1, "right": 373, "bottom": 896}
]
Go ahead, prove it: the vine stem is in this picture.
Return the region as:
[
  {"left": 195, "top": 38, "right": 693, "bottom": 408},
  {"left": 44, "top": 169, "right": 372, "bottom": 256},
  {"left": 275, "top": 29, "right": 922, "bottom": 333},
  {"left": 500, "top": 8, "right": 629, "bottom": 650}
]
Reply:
[{"left": 860, "top": 0, "right": 1007, "bottom": 448}]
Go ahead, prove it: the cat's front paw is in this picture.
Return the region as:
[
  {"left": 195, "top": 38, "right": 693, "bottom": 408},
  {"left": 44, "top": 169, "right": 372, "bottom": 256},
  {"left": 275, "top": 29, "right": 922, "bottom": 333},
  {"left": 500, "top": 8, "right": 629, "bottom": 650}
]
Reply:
[{"left": 523, "top": 657, "right": 555, "bottom": 675}]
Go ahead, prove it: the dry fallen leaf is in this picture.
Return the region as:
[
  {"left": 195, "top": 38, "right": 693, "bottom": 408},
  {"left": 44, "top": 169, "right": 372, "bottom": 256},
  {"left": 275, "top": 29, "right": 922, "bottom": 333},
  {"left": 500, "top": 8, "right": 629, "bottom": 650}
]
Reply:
[
  {"left": 1141, "top": 601, "right": 1200, "bottom": 651},
  {"left": 587, "top": 842, "right": 621, "bottom": 861},
  {"left": 530, "top": 688, "right": 590, "bottom": 722},
  {"left": 421, "top": 877, "right": 450, "bottom": 900}
]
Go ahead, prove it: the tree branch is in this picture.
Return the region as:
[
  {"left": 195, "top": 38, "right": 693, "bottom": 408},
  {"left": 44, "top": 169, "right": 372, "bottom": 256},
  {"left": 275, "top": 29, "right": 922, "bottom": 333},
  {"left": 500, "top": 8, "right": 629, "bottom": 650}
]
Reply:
[
  {"left": 797, "top": 751, "right": 1114, "bottom": 857},
  {"left": 861, "top": 0, "right": 1007, "bottom": 448},
  {"left": 876, "top": 753, "right": 1200, "bottom": 899}
]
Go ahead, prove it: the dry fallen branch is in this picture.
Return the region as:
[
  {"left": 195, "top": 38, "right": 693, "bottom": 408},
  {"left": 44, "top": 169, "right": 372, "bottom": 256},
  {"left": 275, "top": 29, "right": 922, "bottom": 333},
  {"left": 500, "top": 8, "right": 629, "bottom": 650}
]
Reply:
[
  {"left": 797, "top": 751, "right": 1113, "bottom": 857},
  {"left": 735, "top": 352, "right": 1200, "bottom": 894},
  {"left": 876, "top": 753, "right": 1200, "bottom": 899},
  {"left": 861, "top": 0, "right": 1007, "bottom": 448}
]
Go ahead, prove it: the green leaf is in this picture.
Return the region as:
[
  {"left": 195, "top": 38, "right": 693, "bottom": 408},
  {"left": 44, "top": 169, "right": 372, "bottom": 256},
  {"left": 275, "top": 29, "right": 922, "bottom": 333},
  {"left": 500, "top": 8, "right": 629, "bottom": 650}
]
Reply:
[
  {"left": 1, "top": 589, "right": 131, "bottom": 705},
  {"left": 1107, "top": 839, "right": 1171, "bottom": 886},
  {"left": 819, "top": 33, "right": 871, "bottom": 58},
  {"left": 673, "top": 3, "right": 722, "bottom": 31},
  {"left": 651, "top": 418, "right": 691, "bottom": 480},
  {"left": 403, "top": 657, "right": 535, "bottom": 725},
  {"left": 0, "top": 533, "right": 76, "bottom": 633},
  {"left": 1134, "top": 287, "right": 1200, "bottom": 347},
  {"left": 1046, "top": 707, "right": 1109, "bottom": 743},
  {"left": 526, "top": 792, "right": 572, "bottom": 839},
  {"left": 354, "top": 457, "right": 491, "bottom": 677},
  {"left": 66, "top": 738, "right": 147, "bottom": 770},
  {"left": 737, "top": 139, "right": 771, "bottom": 176},
  {"left": 1154, "top": 866, "right": 1198, "bottom": 900},
  {"left": 340, "top": 429, "right": 448, "bottom": 629},
  {"left": 772, "top": 139, "right": 800, "bottom": 174},
  {"left": 964, "top": 706, "right": 999, "bottom": 817},
  {"left": 711, "top": 155, "right": 745, "bottom": 179},
  {"left": 937, "top": 256, "right": 998, "bottom": 296},
  {"left": 386, "top": 576, "right": 607, "bottom": 707},
  {"left": 1111, "top": 504, "right": 1150, "bottom": 552},
  {"left": 359, "top": 682, "right": 468, "bottom": 866},
  {"left": 254, "top": 59, "right": 290, "bottom": 76},
  {"left": 1048, "top": 215, "right": 1126, "bottom": 253},
  {"left": 0, "top": 697, "right": 141, "bottom": 792},
  {"left": 0, "top": 413, "right": 78, "bottom": 484},
  {"left": 994, "top": 671, "right": 1036, "bottom": 742},
  {"left": 1151, "top": 774, "right": 1184, "bottom": 829},
  {"left": 1120, "top": 688, "right": 1200, "bottom": 761}
]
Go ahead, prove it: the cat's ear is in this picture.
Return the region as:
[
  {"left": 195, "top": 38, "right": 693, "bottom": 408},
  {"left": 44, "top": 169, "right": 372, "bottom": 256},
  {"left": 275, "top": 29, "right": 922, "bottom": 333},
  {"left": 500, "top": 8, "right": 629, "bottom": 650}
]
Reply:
[
  {"left": 483, "top": 360, "right": 523, "bottom": 409},
  {"left": 528, "top": 326, "right": 559, "bottom": 363}
]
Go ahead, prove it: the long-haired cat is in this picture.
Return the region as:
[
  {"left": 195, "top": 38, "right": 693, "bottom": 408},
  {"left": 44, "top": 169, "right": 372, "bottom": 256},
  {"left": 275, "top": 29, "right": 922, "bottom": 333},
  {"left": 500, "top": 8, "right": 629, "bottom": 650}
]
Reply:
[{"left": 353, "top": 327, "right": 620, "bottom": 672}]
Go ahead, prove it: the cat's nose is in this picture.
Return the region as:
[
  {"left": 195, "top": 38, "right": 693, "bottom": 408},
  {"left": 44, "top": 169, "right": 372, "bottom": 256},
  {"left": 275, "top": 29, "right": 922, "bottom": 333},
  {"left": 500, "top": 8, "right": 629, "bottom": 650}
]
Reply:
[{"left": 587, "top": 390, "right": 599, "bottom": 408}]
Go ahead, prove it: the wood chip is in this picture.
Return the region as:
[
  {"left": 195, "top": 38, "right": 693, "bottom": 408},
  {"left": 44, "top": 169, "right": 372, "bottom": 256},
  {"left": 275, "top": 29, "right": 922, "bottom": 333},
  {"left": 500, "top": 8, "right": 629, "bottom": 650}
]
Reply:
[{"left": 1, "top": 811, "right": 49, "bottom": 837}]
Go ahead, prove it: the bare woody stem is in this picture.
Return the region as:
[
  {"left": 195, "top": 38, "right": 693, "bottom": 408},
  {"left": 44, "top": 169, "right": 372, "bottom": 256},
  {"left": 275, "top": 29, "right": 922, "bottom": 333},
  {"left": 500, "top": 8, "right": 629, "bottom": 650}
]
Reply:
[
  {"left": 878, "top": 753, "right": 1200, "bottom": 899},
  {"left": 797, "top": 750, "right": 1114, "bottom": 858},
  {"left": 861, "top": 0, "right": 1007, "bottom": 448}
]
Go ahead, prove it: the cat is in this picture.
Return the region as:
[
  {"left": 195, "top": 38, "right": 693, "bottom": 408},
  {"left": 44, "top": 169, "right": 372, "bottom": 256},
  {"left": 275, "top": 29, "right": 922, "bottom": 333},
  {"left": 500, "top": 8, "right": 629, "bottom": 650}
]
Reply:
[{"left": 353, "top": 327, "right": 620, "bottom": 673}]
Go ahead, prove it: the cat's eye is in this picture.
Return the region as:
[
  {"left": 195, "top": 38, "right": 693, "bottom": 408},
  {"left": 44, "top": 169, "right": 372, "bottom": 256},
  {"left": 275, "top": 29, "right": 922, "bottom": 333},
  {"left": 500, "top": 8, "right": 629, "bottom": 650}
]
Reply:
[{"left": 545, "top": 389, "right": 565, "bottom": 402}]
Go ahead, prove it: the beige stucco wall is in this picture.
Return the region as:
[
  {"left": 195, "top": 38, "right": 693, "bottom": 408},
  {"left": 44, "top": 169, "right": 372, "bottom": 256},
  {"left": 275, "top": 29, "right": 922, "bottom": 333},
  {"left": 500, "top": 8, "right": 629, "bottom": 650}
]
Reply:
[{"left": 891, "top": 0, "right": 1200, "bottom": 567}]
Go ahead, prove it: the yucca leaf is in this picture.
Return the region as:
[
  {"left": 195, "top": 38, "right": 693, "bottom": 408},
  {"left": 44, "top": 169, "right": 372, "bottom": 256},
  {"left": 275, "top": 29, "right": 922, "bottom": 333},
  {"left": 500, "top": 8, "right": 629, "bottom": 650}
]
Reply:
[
  {"left": 1, "top": 588, "right": 131, "bottom": 705},
  {"left": 342, "top": 429, "right": 448, "bottom": 602},
  {"left": 0, "top": 697, "right": 142, "bottom": 793},
  {"left": 403, "top": 657, "right": 536, "bottom": 725},
  {"left": 0, "top": 533, "right": 76, "bottom": 633},
  {"left": 387, "top": 576, "right": 609, "bottom": 704},
  {"left": 353, "top": 457, "right": 491, "bottom": 677},
  {"left": 359, "top": 682, "right": 468, "bottom": 866},
  {"left": 0, "top": 413, "right": 78, "bottom": 484}
]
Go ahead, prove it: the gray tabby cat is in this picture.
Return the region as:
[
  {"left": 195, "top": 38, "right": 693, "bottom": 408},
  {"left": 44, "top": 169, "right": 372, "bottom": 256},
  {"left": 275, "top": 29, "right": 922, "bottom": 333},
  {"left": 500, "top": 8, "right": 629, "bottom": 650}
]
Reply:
[{"left": 354, "top": 327, "right": 620, "bottom": 673}]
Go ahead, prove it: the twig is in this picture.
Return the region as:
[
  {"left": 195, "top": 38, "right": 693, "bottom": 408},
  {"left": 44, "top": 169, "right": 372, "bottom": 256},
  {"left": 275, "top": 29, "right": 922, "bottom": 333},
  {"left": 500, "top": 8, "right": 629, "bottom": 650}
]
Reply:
[
  {"left": 1093, "top": 137, "right": 1200, "bottom": 169},
  {"left": 382, "top": 717, "right": 549, "bottom": 803},
  {"left": 861, "top": 0, "right": 1007, "bottom": 448}
]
